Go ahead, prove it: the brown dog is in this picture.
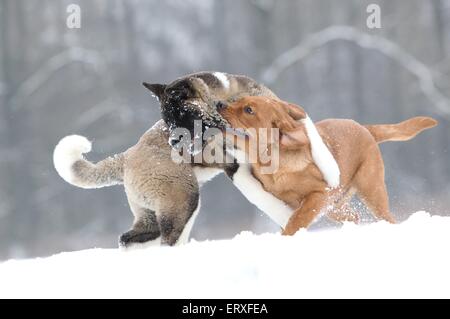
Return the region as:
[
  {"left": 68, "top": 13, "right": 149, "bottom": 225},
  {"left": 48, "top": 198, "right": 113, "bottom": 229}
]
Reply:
[{"left": 219, "top": 96, "right": 437, "bottom": 235}]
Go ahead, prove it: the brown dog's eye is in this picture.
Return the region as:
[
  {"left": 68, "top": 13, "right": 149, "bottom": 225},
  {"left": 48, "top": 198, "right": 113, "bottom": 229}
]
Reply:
[{"left": 244, "top": 106, "right": 254, "bottom": 115}]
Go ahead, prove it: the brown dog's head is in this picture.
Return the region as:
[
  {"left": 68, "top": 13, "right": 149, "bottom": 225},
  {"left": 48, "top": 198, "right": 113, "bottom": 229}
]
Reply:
[{"left": 218, "top": 96, "right": 309, "bottom": 150}]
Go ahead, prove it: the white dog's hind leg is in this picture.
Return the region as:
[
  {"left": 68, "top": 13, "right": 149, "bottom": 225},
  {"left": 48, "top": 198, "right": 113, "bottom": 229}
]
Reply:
[
  {"left": 119, "top": 237, "right": 162, "bottom": 252},
  {"left": 119, "top": 199, "right": 161, "bottom": 248}
]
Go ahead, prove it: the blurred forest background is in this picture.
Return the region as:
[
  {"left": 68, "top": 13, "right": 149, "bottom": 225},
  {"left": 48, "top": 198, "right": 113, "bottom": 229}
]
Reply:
[{"left": 1, "top": 0, "right": 449, "bottom": 260}]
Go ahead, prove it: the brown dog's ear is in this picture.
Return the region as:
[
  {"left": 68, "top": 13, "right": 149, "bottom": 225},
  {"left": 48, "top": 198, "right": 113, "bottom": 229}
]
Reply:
[
  {"left": 276, "top": 101, "right": 308, "bottom": 149},
  {"left": 283, "top": 102, "right": 306, "bottom": 121},
  {"left": 280, "top": 128, "right": 309, "bottom": 149},
  {"left": 276, "top": 116, "right": 309, "bottom": 149},
  {"left": 142, "top": 82, "right": 167, "bottom": 101}
]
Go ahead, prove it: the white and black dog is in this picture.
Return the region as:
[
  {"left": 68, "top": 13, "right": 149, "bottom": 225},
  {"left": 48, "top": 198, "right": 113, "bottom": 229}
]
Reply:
[{"left": 143, "top": 72, "right": 294, "bottom": 228}]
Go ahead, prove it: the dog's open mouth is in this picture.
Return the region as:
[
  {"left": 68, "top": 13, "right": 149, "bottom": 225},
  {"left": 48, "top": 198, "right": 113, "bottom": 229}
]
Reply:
[
  {"left": 168, "top": 123, "right": 229, "bottom": 156},
  {"left": 163, "top": 100, "right": 232, "bottom": 155},
  {"left": 225, "top": 127, "right": 250, "bottom": 139},
  {"left": 168, "top": 126, "right": 250, "bottom": 157}
]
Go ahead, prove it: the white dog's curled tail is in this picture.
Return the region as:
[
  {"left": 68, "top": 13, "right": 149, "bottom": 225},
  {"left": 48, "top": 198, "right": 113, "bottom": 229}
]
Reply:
[{"left": 53, "top": 135, "right": 124, "bottom": 189}]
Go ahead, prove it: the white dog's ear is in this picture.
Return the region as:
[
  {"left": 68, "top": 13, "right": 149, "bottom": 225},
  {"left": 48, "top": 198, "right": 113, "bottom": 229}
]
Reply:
[{"left": 142, "top": 82, "right": 167, "bottom": 101}]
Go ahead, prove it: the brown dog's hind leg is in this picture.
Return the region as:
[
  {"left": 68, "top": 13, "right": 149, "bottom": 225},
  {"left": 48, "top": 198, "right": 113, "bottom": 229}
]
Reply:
[
  {"left": 327, "top": 188, "right": 359, "bottom": 223},
  {"left": 119, "top": 200, "right": 161, "bottom": 247},
  {"left": 327, "top": 203, "right": 360, "bottom": 223},
  {"left": 354, "top": 147, "right": 396, "bottom": 224},
  {"left": 282, "top": 192, "right": 327, "bottom": 235}
]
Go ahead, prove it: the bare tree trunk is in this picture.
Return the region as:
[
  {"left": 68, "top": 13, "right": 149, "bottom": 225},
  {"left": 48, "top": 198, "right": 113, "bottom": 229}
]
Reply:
[
  {"left": 432, "top": 0, "right": 447, "bottom": 59},
  {"left": 0, "top": 0, "right": 38, "bottom": 257},
  {"left": 0, "top": 0, "right": 18, "bottom": 255}
]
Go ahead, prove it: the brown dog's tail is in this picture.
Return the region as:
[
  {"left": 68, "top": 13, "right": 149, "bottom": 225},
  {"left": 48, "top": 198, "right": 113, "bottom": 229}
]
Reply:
[{"left": 365, "top": 116, "right": 437, "bottom": 143}]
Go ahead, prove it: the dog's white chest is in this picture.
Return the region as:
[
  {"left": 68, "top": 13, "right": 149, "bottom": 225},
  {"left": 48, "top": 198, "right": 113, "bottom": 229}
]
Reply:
[
  {"left": 232, "top": 164, "right": 293, "bottom": 227},
  {"left": 193, "top": 166, "right": 222, "bottom": 186}
]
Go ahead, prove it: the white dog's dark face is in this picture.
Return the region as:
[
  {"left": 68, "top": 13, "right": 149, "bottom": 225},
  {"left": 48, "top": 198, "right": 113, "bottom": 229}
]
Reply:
[
  {"left": 143, "top": 73, "right": 229, "bottom": 147},
  {"left": 143, "top": 72, "right": 277, "bottom": 149}
]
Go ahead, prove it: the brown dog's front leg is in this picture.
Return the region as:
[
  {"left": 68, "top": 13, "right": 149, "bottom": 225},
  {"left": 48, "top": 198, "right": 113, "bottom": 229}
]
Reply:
[{"left": 282, "top": 192, "right": 326, "bottom": 236}]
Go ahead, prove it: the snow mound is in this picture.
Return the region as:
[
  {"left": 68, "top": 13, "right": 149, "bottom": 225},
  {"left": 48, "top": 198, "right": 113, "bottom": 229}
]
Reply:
[{"left": 1, "top": 212, "right": 449, "bottom": 298}]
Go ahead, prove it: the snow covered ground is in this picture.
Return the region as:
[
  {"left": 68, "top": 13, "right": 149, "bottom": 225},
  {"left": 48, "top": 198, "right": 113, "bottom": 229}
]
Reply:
[{"left": 0, "top": 211, "right": 449, "bottom": 299}]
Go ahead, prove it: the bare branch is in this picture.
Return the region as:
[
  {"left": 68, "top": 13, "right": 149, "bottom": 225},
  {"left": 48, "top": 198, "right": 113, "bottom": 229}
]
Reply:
[
  {"left": 262, "top": 25, "right": 450, "bottom": 118},
  {"left": 10, "top": 47, "right": 105, "bottom": 111},
  {"left": 250, "top": 0, "right": 275, "bottom": 12},
  {"left": 74, "top": 98, "right": 119, "bottom": 130}
]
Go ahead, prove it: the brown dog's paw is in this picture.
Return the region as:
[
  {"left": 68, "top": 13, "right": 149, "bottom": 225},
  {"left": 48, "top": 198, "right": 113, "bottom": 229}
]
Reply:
[
  {"left": 328, "top": 205, "right": 360, "bottom": 224},
  {"left": 281, "top": 226, "right": 298, "bottom": 236}
]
